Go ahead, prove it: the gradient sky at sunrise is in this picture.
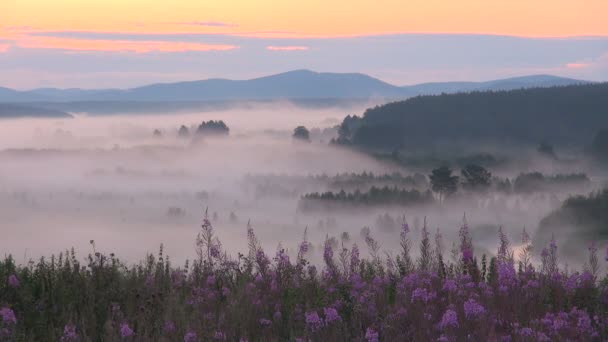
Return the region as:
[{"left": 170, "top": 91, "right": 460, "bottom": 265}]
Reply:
[{"left": 1, "top": 0, "right": 607, "bottom": 88}]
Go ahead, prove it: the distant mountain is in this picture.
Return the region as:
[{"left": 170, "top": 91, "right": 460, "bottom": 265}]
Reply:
[
  {"left": 0, "top": 104, "right": 72, "bottom": 118},
  {"left": 0, "top": 70, "right": 590, "bottom": 104}
]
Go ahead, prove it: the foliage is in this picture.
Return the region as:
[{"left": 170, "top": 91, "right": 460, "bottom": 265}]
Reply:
[
  {"left": 293, "top": 126, "right": 311, "bottom": 142},
  {"left": 196, "top": 120, "right": 230, "bottom": 136},
  {"left": 1, "top": 219, "right": 608, "bottom": 341},
  {"left": 429, "top": 166, "right": 459, "bottom": 203},
  {"left": 335, "top": 83, "right": 608, "bottom": 150},
  {"left": 461, "top": 164, "right": 492, "bottom": 192},
  {"left": 299, "top": 186, "right": 433, "bottom": 211}
]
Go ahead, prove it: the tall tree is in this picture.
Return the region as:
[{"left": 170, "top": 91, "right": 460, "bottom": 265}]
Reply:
[
  {"left": 429, "top": 166, "right": 459, "bottom": 203},
  {"left": 461, "top": 164, "right": 492, "bottom": 192},
  {"left": 293, "top": 126, "right": 311, "bottom": 142}
]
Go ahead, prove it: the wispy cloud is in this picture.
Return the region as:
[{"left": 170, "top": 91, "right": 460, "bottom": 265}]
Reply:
[
  {"left": 266, "top": 46, "right": 309, "bottom": 51},
  {"left": 177, "top": 21, "right": 238, "bottom": 28},
  {"left": 16, "top": 36, "right": 237, "bottom": 53},
  {"left": 566, "top": 62, "right": 590, "bottom": 69},
  {"left": 0, "top": 43, "right": 10, "bottom": 53}
]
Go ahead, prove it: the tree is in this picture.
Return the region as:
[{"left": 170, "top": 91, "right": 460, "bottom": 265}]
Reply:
[
  {"left": 197, "top": 120, "right": 229, "bottom": 136},
  {"left": 293, "top": 126, "right": 310, "bottom": 142},
  {"left": 429, "top": 166, "right": 459, "bottom": 203},
  {"left": 153, "top": 129, "right": 162, "bottom": 138},
  {"left": 461, "top": 164, "right": 492, "bottom": 192},
  {"left": 178, "top": 125, "right": 190, "bottom": 138}
]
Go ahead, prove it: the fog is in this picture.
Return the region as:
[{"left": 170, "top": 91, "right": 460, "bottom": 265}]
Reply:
[{"left": 0, "top": 105, "right": 603, "bottom": 269}]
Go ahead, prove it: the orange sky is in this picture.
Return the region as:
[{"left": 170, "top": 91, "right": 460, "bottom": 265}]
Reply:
[{"left": 2, "top": 0, "right": 608, "bottom": 38}]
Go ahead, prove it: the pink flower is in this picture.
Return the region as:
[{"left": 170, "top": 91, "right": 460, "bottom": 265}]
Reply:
[
  {"left": 8, "top": 274, "right": 19, "bottom": 288},
  {"left": 0, "top": 307, "right": 16, "bottom": 325},
  {"left": 120, "top": 323, "right": 134, "bottom": 338}
]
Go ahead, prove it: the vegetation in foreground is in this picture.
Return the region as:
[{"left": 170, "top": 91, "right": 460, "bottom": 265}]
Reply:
[{"left": 1, "top": 214, "right": 608, "bottom": 341}]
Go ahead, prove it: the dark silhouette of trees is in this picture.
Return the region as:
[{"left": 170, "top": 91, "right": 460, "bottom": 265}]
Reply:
[
  {"left": 178, "top": 125, "right": 190, "bottom": 138},
  {"left": 429, "top": 166, "right": 459, "bottom": 203},
  {"left": 197, "top": 120, "right": 229, "bottom": 136},
  {"left": 293, "top": 126, "right": 310, "bottom": 141},
  {"left": 153, "top": 129, "right": 162, "bottom": 137},
  {"left": 461, "top": 164, "right": 492, "bottom": 192},
  {"left": 335, "top": 83, "right": 608, "bottom": 150},
  {"left": 299, "top": 186, "right": 433, "bottom": 211}
]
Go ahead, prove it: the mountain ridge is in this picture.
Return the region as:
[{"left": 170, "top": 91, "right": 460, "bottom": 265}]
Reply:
[{"left": 0, "top": 70, "right": 590, "bottom": 103}]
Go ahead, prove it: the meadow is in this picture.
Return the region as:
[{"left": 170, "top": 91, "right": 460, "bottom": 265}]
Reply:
[{"left": 1, "top": 213, "right": 607, "bottom": 341}]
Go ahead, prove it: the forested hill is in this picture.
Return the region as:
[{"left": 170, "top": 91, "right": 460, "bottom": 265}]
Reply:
[{"left": 335, "top": 83, "right": 608, "bottom": 150}]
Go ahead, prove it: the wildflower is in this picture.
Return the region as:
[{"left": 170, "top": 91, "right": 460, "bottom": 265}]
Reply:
[
  {"left": 184, "top": 331, "right": 198, "bottom": 342},
  {"left": 462, "top": 248, "right": 473, "bottom": 262},
  {"left": 463, "top": 298, "right": 485, "bottom": 319},
  {"left": 305, "top": 311, "right": 323, "bottom": 331},
  {"left": 518, "top": 327, "right": 534, "bottom": 337},
  {"left": 210, "top": 245, "right": 220, "bottom": 258},
  {"left": 213, "top": 331, "right": 226, "bottom": 340},
  {"left": 365, "top": 327, "right": 379, "bottom": 342},
  {"left": 411, "top": 287, "right": 429, "bottom": 303},
  {"left": 439, "top": 309, "right": 459, "bottom": 330},
  {"left": 324, "top": 307, "right": 341, "bottom": 324},
  {"left": 273, "top": 310, "right": 282, "bottom": 322},
  {"left": 443, "top": 279, "right": 457, "bottom": 292},
  {"left": 61, "top": 324, "right": 78, "bottom": 341},
  {"left": 120, "top": 323, "right": 134, "bottom": 338},
  {"left": 8, "top": 274, "right": 19, "bottom": 288},
  {"left": 259, "top": 318, "right": 272, "bottom": 327},
  {"left": 163, "top": 320, "right": 176, "bottom": 334},
  {"left": 207, "top": 275, "right": 216, "bottom": 286},
  {"left": 0, "top": 308, "right": 16, "bottom": 325}
]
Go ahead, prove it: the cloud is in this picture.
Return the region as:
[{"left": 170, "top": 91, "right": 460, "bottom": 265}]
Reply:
[
  {"left": 0, "top": 43, "right": 10, "bottom": 52},
  {"left": 566, "top": 62, "right": 590, "bottom": 69},
  {"left": 267, "top": 46, "right": 309, "bottom": 51},
  {"left": 16, "top": 36, "right": 237, "bottom": 53},
  {"left": 177, "top": 21, "right": 238, "bottom": 28}
]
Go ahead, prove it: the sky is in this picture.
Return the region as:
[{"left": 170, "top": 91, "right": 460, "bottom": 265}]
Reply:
[{"left": 1, "top": 0, "right": 608, "bottom": 89}]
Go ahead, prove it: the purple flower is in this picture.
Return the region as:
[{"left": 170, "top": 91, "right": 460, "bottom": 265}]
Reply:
[
  {"left": 259, "top": 318, "right": 272, "bottom": 327},
  {"left": 462, "top": 248, "right": 473, "bottom": 262},
  {"left": 305, "top": 311, "right": 323, "bottom": 331},
  {"left": 463, "top": 298, "right": 485, "bottom": 319},
  {"left": 519, "top": 327, "right": 534, "bottom": 337},
  {"left": 402, "top": 223, "right": 410, "bottom": 235},
  {"left": 443, "top": 279, "right": 457, "bottom": 292},
  {"left": 8, "top": 274, "right": 19, "bottom": 288},
  {"left": 439, "top": 309, "right": 459, "bottom": 330},
  {"left": 273, "top": 311, "right": 282, "bottom": 322},
  {"left": 184, "top": 331, "right": 198, "bottom": 342},
  {"left": 163, "top": 320, "right": 176, "bottom": 334},
  {"left": 207, "top": 275, "right": 216, "bottom": 286},
  {"left": 213, "top": 331, "right": 226, "bottom": 340},
  {"left": 0, "top": 308, "right": 16, "bottom": 325},
  {"left": 60, "top": 324, "right": 78, "bottom": 341},
  {"left": 324, "top": 307, "right": 341, "bottom": 324},
  {"left": 411, "top": 287, "right": 429, "bottom": 303},
  {"left": 120, "top": 323, "right": 134, "bottom": 338},
  {"left": 365, "top": 327, "right": 379, "bottom": 342}
]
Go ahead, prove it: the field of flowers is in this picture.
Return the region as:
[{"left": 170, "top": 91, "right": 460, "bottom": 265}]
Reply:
[{"left": 1, "top": 213, "right": 608, "bottom": 341}]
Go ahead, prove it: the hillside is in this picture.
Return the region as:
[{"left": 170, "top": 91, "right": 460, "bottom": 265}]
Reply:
[
  {"left": 0, "top": 104, "right": 72, "bottom": 118},
  {"left": 335, "top": 83, "right": 608, "bottom": 149}
]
